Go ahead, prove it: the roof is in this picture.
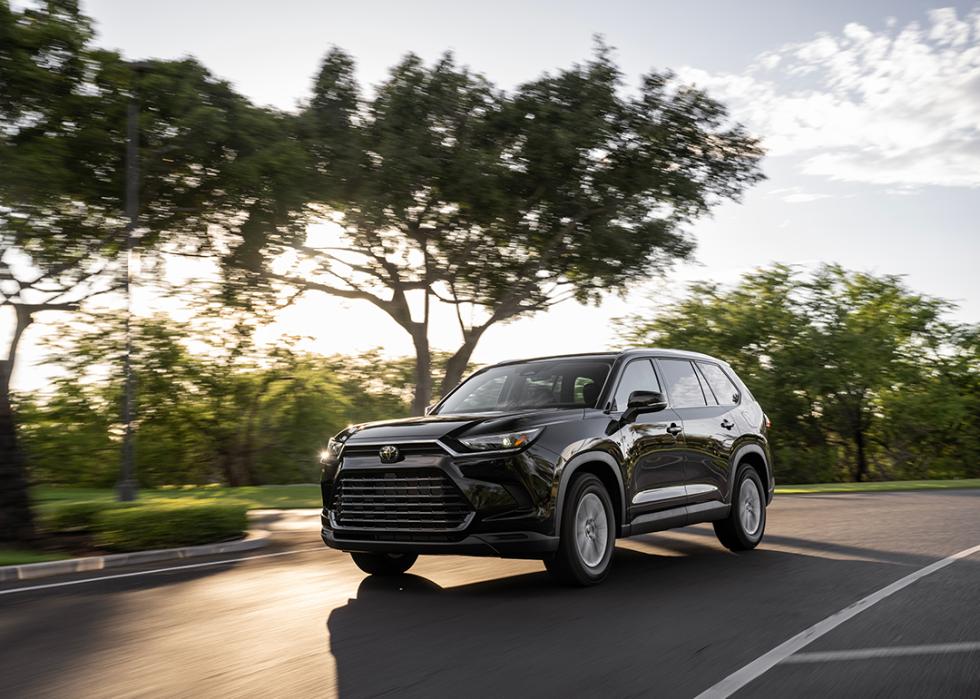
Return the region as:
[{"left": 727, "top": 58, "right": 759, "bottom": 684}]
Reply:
[{"left": 492, "top": 347, "right": 720, "bottom": 366}]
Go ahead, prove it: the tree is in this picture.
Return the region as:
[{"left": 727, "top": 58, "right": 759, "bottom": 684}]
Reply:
[
  {"left": 0, "top": 0, "right": 306, "bottom": 539},
  {"left": 23, "top": 311, "right": 424, "bottom": 487},
  {"left": 222, "top": 44, "right": 764, "bottom": 414},
  {"left": 618, "top": 264, "right": 970, "bottom": 483},
  {"left": 1, "top": 0, "right": 101, "bottom": 541}
]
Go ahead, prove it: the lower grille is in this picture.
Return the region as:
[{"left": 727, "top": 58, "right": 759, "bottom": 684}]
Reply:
[{"left": 331, "top": 469, "right": 473, "bottom": 532}]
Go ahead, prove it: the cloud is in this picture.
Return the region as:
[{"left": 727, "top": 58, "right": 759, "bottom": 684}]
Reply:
[
  {"left": 680, "top": 7, "right": 980, "bottom": 188},
  {"left": 767, "top": 186, "right": 834, "bottom": 203}
]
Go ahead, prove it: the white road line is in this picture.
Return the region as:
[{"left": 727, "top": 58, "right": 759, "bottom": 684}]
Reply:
[
  {"left": 0, "top": 546, "right": 324, "bottom": 596},
  {"left": 784, "top": 642, "right": 980, "bottom": 663},
  {"left": 695, "top": 542, "right": 980, "bottom": 699}
]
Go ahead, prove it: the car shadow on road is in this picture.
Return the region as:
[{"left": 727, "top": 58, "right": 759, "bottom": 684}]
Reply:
[
  {"left": 325, "top": 543, "right": 914, "bottom": 699},
  {"left": 678, "top": 525, "right": 938, "bottom": 567}
]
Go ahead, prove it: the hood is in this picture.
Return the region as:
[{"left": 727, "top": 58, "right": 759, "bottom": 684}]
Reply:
[{"left": 344, "top": 408, "right": 586, "bottom": 443}]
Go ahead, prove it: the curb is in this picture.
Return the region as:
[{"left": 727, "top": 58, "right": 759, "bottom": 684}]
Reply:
[
  {"left": 0, "top": 528, "right": 271, "bottom": 584},
  {"left": 248, "top": 508, "right": 322, "bottom": 531}
]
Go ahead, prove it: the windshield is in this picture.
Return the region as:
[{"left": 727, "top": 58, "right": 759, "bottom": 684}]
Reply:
[{"left": 437, "top": 358, "right": 612, "bottom": 414}]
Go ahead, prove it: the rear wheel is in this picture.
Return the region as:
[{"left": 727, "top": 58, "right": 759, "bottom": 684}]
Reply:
[
  {"left": 350, "top": 551, "right": 418, "bottom": 576},
  {"left": 545, "top": 474, "right": 615, "bottom": 586},
  {"left": 714, "top": 466, "right": 766, "bottom": 551}
]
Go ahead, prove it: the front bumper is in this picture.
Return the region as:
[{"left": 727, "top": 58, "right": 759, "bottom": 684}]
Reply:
[
  {"left": 320, "top": 442, "right": 560, "bottom": 558},
  {"left": 322, "top": 525, "right": 558, "bottom": 558}
]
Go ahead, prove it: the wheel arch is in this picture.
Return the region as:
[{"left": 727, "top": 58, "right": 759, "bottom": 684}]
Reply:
[
  {"left": 554, "top": 451, "right": 627, "bottom": 537},
  {"left": 729, "top": 443, "right": 772, "bottom": 504}
]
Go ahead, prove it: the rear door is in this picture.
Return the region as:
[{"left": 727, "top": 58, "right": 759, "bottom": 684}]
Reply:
[
  {"left": 655, "top": 358, "right": 737, "bottom": 507},
  {"left": 610, "top": 358, "right": 688, "bottom": 515}
]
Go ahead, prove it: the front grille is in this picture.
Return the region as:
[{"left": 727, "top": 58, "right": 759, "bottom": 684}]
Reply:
[
  {"left": 331, "top": 468, "right": 473, "bottom": 532},
  {"left": 340, "top": 442, "right": 447, "bottom": 459}
]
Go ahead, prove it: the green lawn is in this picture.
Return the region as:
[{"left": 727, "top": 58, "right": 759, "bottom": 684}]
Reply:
[
  {"left": 775, "top": 478, "right": 980, "bottom": 494},
  {"left": 33, "top": 483, "right": 322, "bottom": 510},
  {"left": 0, "top": 549, "right": 71, "bottom": 566}
]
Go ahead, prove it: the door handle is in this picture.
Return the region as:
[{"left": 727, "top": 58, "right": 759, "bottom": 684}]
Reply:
[
  {"left": 720, "top": 419, "right": 735, "bottom": 430},
  {"left": 667, "top": 423, "right": 683, "bottom": 436}
]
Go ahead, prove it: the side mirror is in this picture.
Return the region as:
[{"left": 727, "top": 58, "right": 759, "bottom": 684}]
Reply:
[
  {"left": 623, "top": 390, "right": 668, "bottom": 422},
  {"left": 423, "top": 403, "right": 438, "bottom": 416}
]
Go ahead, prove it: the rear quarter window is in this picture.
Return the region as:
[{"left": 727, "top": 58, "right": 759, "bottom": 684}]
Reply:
[{"left": 697, "top": 362, "right": 741, "bottom": 406}]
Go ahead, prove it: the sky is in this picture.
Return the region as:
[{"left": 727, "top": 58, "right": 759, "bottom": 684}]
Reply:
[{"left": 5, "top": 0, "right": 980, "bottom": 391}]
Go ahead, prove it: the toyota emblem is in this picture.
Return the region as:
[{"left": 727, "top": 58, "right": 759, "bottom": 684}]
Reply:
[{"left": 379, "top": 445, "right": 401, "bottom": 463}]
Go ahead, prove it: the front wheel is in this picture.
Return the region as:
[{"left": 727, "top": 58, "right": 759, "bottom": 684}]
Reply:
[
  {"left": 350, "top": 552, "right": 418, "bottom": 576},
  {"left": 545, "top": 473, "right": 615, "bottom": 586},
  {"left": 714, "top": 466, "right": 766, "bottom": 551}
]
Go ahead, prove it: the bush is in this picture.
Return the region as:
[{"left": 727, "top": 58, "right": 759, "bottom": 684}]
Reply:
[
  {"left": 40, "top": 500, "right": 132, "bottom": 532},
  {"left": 93, "top": 500, "right": 249, "bottom": 552}
]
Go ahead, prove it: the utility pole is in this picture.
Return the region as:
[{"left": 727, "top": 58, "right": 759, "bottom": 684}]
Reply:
[{"left": 117, "top": 63, "right": 148, "bottom": 501}]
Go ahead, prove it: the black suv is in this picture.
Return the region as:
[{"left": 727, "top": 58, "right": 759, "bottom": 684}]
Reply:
[{"left": 320, "top": 349, "right": 773, "bottom": 585}]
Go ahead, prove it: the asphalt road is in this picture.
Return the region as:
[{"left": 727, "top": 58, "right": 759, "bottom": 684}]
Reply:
[{"left": 2, "top": 491, "right": 979, "bottom": 698}]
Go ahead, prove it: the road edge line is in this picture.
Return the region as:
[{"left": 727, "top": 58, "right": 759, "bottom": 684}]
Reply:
[{"left": 694, "top": 542, "right": 980, "bottom": 698}]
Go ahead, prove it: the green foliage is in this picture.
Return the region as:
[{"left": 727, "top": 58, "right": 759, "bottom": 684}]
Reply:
[
  {"left": 93, "top": 500, "right": 248, "bottom": 552},
  {"left": 0, "top": 0, "right": 309, "bottom": 541},
  {"left": 39, "top": 499, "right": 131, "bottom": 532},
  {"left": 0, "top": 548, "right": 70, "bottom": 566},
  {"left": 618, "top": 264, "right": 979, "bottom": 483},
  {"left": 224, "top": 42, "right": 764, "bottom": 412},
  {"left": 34, "top": 484, "right": 323, "bottom": 510},
  {"left": 18, "top": 313, "right": 415, "bottom": 487}
]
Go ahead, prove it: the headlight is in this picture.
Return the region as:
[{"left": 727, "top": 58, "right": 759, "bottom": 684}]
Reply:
[
  {"left": 320, "top": 434, "right": 349, "bottom": 462},
  {"left": 458, "top": 427, "right": 542, "bottom": 452}
]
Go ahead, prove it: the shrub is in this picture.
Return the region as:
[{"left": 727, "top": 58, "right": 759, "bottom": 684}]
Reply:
[
  {"left": 93, "top": 500, "right": 249, "bottom": 552},
  {"left": 40, "top": 500, "right": 132, "bottom": 532}
]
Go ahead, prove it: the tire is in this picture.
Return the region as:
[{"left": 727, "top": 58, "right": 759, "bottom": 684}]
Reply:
[
  {"left": 350, "top": 551, "right": 418, "bottom": 576},
  {"left": 545, "top": 473, "right": 615, "bottom": 586},
  {"left": 714, "top": 465, "right": 767, "bottom": 551}
]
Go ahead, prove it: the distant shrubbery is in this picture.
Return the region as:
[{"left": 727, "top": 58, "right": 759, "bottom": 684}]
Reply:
[
  {"left": 40, "top": 499, "right": 249, "bottom": 552},
  {"left": 93, "top": 501, "right": 248, "bottom": 551},
  {"left": 16, "top": 315, "right": 425, "bottom": 488},
  {"left": 40, "top": 500, "right": 133, "bottom": 532}
]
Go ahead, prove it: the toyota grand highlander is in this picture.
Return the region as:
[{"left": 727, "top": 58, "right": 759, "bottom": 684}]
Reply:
[{"left": 319, "top": 349, "right": 773, "bottom": 586}]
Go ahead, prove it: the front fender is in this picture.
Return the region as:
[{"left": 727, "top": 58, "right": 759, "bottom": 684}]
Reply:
[{"left": 552, "top": 448, "right": 627, "bottom": 537}]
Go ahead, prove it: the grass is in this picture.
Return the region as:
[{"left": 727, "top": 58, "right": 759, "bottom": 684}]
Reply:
[
  {"left": 775, "top": 478, "right": 980, "bottom": 494},
  {"left": 33, "top": 483, "right": 322, "bottom": 511},
  {"left": 0, "top": 549, "right": 71, "bottom": 566}
]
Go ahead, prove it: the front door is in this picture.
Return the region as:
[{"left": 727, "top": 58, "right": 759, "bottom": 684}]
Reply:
[{"left": 611, "top": 358, "right": 687, "bottom": 515}]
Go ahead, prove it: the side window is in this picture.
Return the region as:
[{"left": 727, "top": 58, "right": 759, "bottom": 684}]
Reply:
[
  {"left": 659, "top": 359, "right": 707, "bottom": 408},
  {"left": 693, "top": 363, "right": 718, "bottom": 406},
  {"left": 697, "top": 362, "right": 741, "bottom": 405},
  {"left": 613, "top": 359, "right": 661, "bottom": 411}
]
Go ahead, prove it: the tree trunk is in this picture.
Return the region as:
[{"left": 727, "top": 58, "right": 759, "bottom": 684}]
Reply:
[
  {"left": 0, "top": 305, "right": 36, "bottom": 543},
  {"left": 439, "top": 330, "right": 485, "bottom": 399},
  {"left": 219, "top": 448, "right": 251, "bottom": 487},
  {"left": 410, "top": 330, "right": 432, "bottom": 416},
  {"left": 854, "top": 426, "right": 868, "bottom": 483}
]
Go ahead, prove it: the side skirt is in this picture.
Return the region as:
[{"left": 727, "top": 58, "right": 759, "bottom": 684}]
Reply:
[{"left": 620, "top": 501, "right": 730, "bottom": 537}]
